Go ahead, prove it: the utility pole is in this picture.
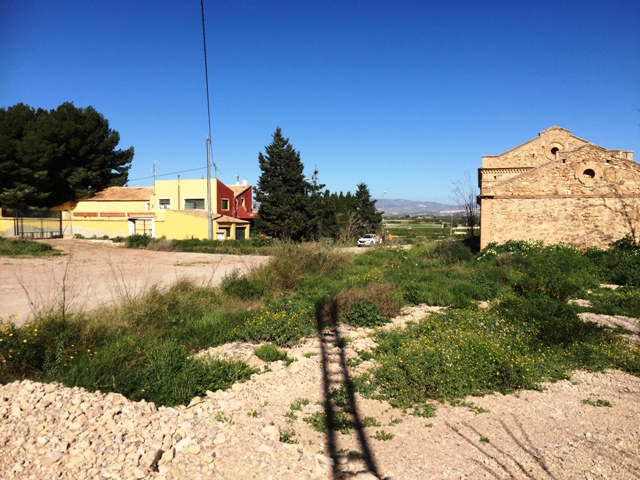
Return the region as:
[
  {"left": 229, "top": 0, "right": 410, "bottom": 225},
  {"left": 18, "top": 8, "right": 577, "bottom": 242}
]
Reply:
[
  {"left": 206, "top": 135, "right": 212, "bottom": 240},
  {"left": 201, "top": 0, "right": 214, "bottom": 240},
  {"left": 381, "top": 191, "right": 387, "bottom": 242}
]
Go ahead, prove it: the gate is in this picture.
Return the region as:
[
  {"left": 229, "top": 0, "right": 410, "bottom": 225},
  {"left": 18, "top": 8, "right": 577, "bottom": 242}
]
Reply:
[{"left": 13, "top": 210, "right": 63, "bottom": 239}]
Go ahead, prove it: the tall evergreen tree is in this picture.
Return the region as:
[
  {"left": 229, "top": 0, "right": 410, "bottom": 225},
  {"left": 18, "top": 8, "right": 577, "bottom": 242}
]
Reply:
[
  {"left": 0, "top": 102, "right": 133, "bottom": 210},
  {"left": 353, "top": 182, "right": 383, "bottom": 236},
  {"left": 306, "top": 169, "right": 339, "bottom": 240},
  {"left": 254, "top": 127, "right": 310, "bottom": 241}
]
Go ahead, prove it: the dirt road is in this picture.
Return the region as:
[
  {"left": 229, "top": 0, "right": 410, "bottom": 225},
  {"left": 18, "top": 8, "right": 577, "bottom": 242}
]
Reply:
[{"left": 0, "top": 239, "right": 270, "bottom": 326}]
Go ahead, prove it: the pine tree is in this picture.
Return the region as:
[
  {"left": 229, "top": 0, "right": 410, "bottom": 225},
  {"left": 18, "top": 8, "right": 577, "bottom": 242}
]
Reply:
[
  {"left": 254, "top": 127, "right": 310, "bottom": 241},
  {"left": 0, "top": 102, "right": 133, "bottom": 210},
  {"left": 306, "top": 169, "right": 339, "bottom": 240},
  {"left": 353, "top": 182, "right": 382, "bottom": 237}
]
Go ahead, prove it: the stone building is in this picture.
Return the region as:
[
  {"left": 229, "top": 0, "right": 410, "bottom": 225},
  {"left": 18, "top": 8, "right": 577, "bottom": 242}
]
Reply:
[{"left": 478, "top": 126, "right": 636, "bottom": 249}]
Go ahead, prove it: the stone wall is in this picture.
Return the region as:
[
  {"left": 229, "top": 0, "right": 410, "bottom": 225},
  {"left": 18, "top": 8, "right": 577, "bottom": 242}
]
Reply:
[
  {"left": 479, "top": 128, "right": 638, "bottom": 249},
  {"left": 481, "top": 196, "right": 640, "bottom": 249},
  {"left": 481, "top": 127, "right": 589, "bottom": 170}
]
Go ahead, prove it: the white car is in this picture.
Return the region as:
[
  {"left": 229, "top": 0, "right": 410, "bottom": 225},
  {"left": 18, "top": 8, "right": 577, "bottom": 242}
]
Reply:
[{"left": 357, "top": 233, "right": 377, "bottom": 247}]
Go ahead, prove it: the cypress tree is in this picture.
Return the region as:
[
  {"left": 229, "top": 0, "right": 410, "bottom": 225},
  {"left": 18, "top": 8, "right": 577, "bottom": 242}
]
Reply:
[
  {"left": 353, "top": 182, "right": 383, "bottom": 236},
  {"left": 254, "top": 127, "right": 310, "bottom": 241}
]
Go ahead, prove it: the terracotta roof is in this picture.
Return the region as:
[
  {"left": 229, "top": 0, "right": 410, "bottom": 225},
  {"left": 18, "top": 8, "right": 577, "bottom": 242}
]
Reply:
[
  {"left": 229, "top": 185, "right": 251, "bottom": 196},
  {"left": 213, "top": 214, "right": 249, "bottom": 224},
  {"left": 90, "top": 187, "right": 154, "bottom": 202},
  {"left": 49, "top": 200, "right": 78, "bottom": 211}
]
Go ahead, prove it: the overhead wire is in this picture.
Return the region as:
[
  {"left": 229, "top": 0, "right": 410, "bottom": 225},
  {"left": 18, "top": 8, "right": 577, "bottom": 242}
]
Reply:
[
  {"left": 200, "top": 0, "right": 217, "bottom": 176},
  {"left": 128, "top": 166, "right": 207, "bottom": 183}
]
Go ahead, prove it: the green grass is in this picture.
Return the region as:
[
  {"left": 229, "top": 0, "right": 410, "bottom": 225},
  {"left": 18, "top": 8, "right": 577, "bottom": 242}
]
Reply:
[
  {"left": 2, "top": 237, "right": 640, "bottom": 412},
  {"left": 254, "top": 344, "right": 288, "bottom": 362},
  {"left": 355, "top": 296, "right": 638, "bottom": 410},
  {"left": 0, "top": 237, "right": 60, "bottom": 257},
  {"left": 582, "top": 398, "right": 613, "bottom": 407},
  {"left": 584, "top": 287, "right": 640, "bottom": 318},
  {"left": 124, "top": 234, "right": 277, "bottom": 255},
  {"left": 372, "top": 430, "right": 394, "bottom": 441}
]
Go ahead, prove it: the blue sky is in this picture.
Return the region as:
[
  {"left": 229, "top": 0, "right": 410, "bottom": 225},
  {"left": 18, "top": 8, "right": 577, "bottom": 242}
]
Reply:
[{"left": 2, "top": 0, "right": 639, "bottom": 204}]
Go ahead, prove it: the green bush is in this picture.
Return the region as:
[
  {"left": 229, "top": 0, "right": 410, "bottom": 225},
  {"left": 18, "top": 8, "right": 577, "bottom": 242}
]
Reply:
[
  {"left": 254, "top": 344, "right": 288, "bottom": 362},
  {"left": 342, "top": 301, "right": 389, "bottom": 328},
  {"left": 168, "top": 309, "right": 250, "bottom": 352},
  {"left": 480, "top": 242, "right": 599, "bottom": 300},
  {"left": 586, "top": 238, "right": 640, "bottom": 286},
  {"left": 64, "top": 339, "right": 255, "bottom": 406},
  {"left": 126, "top": 280, "right": 220, "bottom": 329},
  {"left": 361, "top": 297, "right": 638, "bottom": 409},
  {"left": 125, "top": 234, "right": 152, "bottom": 249},
  {"left": 433, "top": 238, "right": 475, "bottom": 264},
  {"left": 253, "top": 243, "right": 346, "bottom": 293},
  {"left": 585, "top": 287, "right": 640, "bottom": 318},
  {"left": 170, "top": 237, "right": 275, "bottom": 255},
  {"left": 235, "top": 298, "right": 315, "bottom": 347},
  {"left": 0, "top": 237, "right": 59, "bottom": 257},
  {"left": 221, "top": 272, "right": 265, "bottom": 300}
]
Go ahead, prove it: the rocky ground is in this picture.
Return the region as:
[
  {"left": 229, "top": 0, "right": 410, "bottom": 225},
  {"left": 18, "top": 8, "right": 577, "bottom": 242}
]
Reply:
[{"left": 1, "top": 305, "right": 639, "bottom": 480}]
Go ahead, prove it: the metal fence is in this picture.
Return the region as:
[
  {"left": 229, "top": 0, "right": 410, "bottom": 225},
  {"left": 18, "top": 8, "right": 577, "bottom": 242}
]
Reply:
[{"left": 12, "top": 210, "right": 63, "bottom": 239}]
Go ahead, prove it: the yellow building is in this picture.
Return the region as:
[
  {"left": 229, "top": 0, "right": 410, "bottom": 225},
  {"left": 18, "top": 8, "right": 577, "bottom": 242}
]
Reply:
[{"left": 51, "top": 178, "right": 252, "bottom": 240}]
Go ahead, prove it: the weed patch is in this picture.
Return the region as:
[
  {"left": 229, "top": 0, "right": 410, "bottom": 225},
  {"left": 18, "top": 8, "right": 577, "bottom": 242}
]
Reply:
[
  {"left": 584, "top": 288, "right": 640, "bottom": 318},
  {"left": 360, "top": 299, "right": 639, "bottom": 410},
  {"left": 235, "top": 298, "right": 315, "bottom": 347},
  {"left": 254, "top": 344, "right": 288, "bottom": 363},
  {"left": 0, "top": 238, "right": 59, "bottom": 257},
  {"left": 582, "top": 398, "right": 613, "bottom": 407}
]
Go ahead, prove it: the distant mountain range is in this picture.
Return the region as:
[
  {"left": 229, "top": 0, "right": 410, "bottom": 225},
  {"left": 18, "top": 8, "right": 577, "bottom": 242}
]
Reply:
[{"left": 375, "top": 199, "right": 463, "bottom": 216}]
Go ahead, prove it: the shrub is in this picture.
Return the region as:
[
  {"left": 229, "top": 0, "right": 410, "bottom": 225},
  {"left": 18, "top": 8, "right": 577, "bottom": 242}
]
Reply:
[
  {"left": 0, "top": 238, "right": 59, "bottom": 257},
  {"left": 586, "top": 238, "right": 640, "bottom": 287},
  {"left": 146, "top": 237, "right": 176, "bottom": 251},
  {"left": 235, "top": 297, "right": 315, "bottom": 347},
  {"left": 125, "top": 280, "right": 220, "bottom": 329},
  {"left": 342, "top": 301, "right": 389, "bottom": 328},
  {"left": 64, "top": 339, "right": 255, "bottom": 406},
  {"left": 361, "top": 298, "right": 639, "bottom": 410},
  {"left": 254, "top": 344, "right": 288, "bottom": 362},
  {"left": 584, "top": 287, "right": 640, "bottom": 318},
  {"left": 221, "top": 271, "right": 265, "bottom": 300},
  {"left": 433, "top": 238, "right": 475, "bottom": 264},
  {"left": 125, "top": 234, "right": 152, "bottom": 249},
  {"left": 251, "top": 243, "right": 345, "bottom": 294},
  {"left": 480, "top": 242, "right": 600, "bottom": 300}
]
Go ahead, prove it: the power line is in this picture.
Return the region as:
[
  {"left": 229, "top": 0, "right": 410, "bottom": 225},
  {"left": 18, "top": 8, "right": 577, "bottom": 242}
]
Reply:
[
  {"left": 128, "top": 166, "right": 207, "bottom": 183},
  {"left": 200, "top": 0, "right": 216, "bottom": 175}
]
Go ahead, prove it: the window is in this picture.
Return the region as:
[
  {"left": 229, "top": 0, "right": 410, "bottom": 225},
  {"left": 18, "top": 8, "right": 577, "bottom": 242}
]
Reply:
[
  {"left": 241, "top": 198, "right": 246, "bottom": 207},
  {"left": 184, "top": 198, "right": 205, "bottom": 210},
  {"left": 130, "top": 218, "right": 153, "bottom": 236},
  {"left": 158, "top": 198, "right": 171, "bottom": 210},
  {"left": 221, "top": 199, "right": 230, "bottom": 210}
]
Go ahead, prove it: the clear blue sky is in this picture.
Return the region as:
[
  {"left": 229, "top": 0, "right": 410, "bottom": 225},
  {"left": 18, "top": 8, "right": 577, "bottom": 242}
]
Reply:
[{"left": 2, "top": 0, "right": 639, "bottom": 204}]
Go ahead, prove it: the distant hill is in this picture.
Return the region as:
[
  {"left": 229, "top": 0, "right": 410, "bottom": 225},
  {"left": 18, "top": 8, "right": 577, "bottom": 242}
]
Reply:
[{"left": 375, "top": 199, "right": 463, "bottom": 216}]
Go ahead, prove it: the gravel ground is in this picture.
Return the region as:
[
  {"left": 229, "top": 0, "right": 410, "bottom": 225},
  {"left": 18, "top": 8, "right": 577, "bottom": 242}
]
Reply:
[
  {"left": 1, "top": 305, "right": 639, "bottom": 480},
  {"left": 1, "top": 242, "right": 639, "bottom": 479}
]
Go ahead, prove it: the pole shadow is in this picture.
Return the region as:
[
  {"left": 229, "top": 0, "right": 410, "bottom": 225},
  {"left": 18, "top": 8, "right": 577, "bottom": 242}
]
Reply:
[{"left": 315, "top": 297, "right": 381, "bottom": 479}]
